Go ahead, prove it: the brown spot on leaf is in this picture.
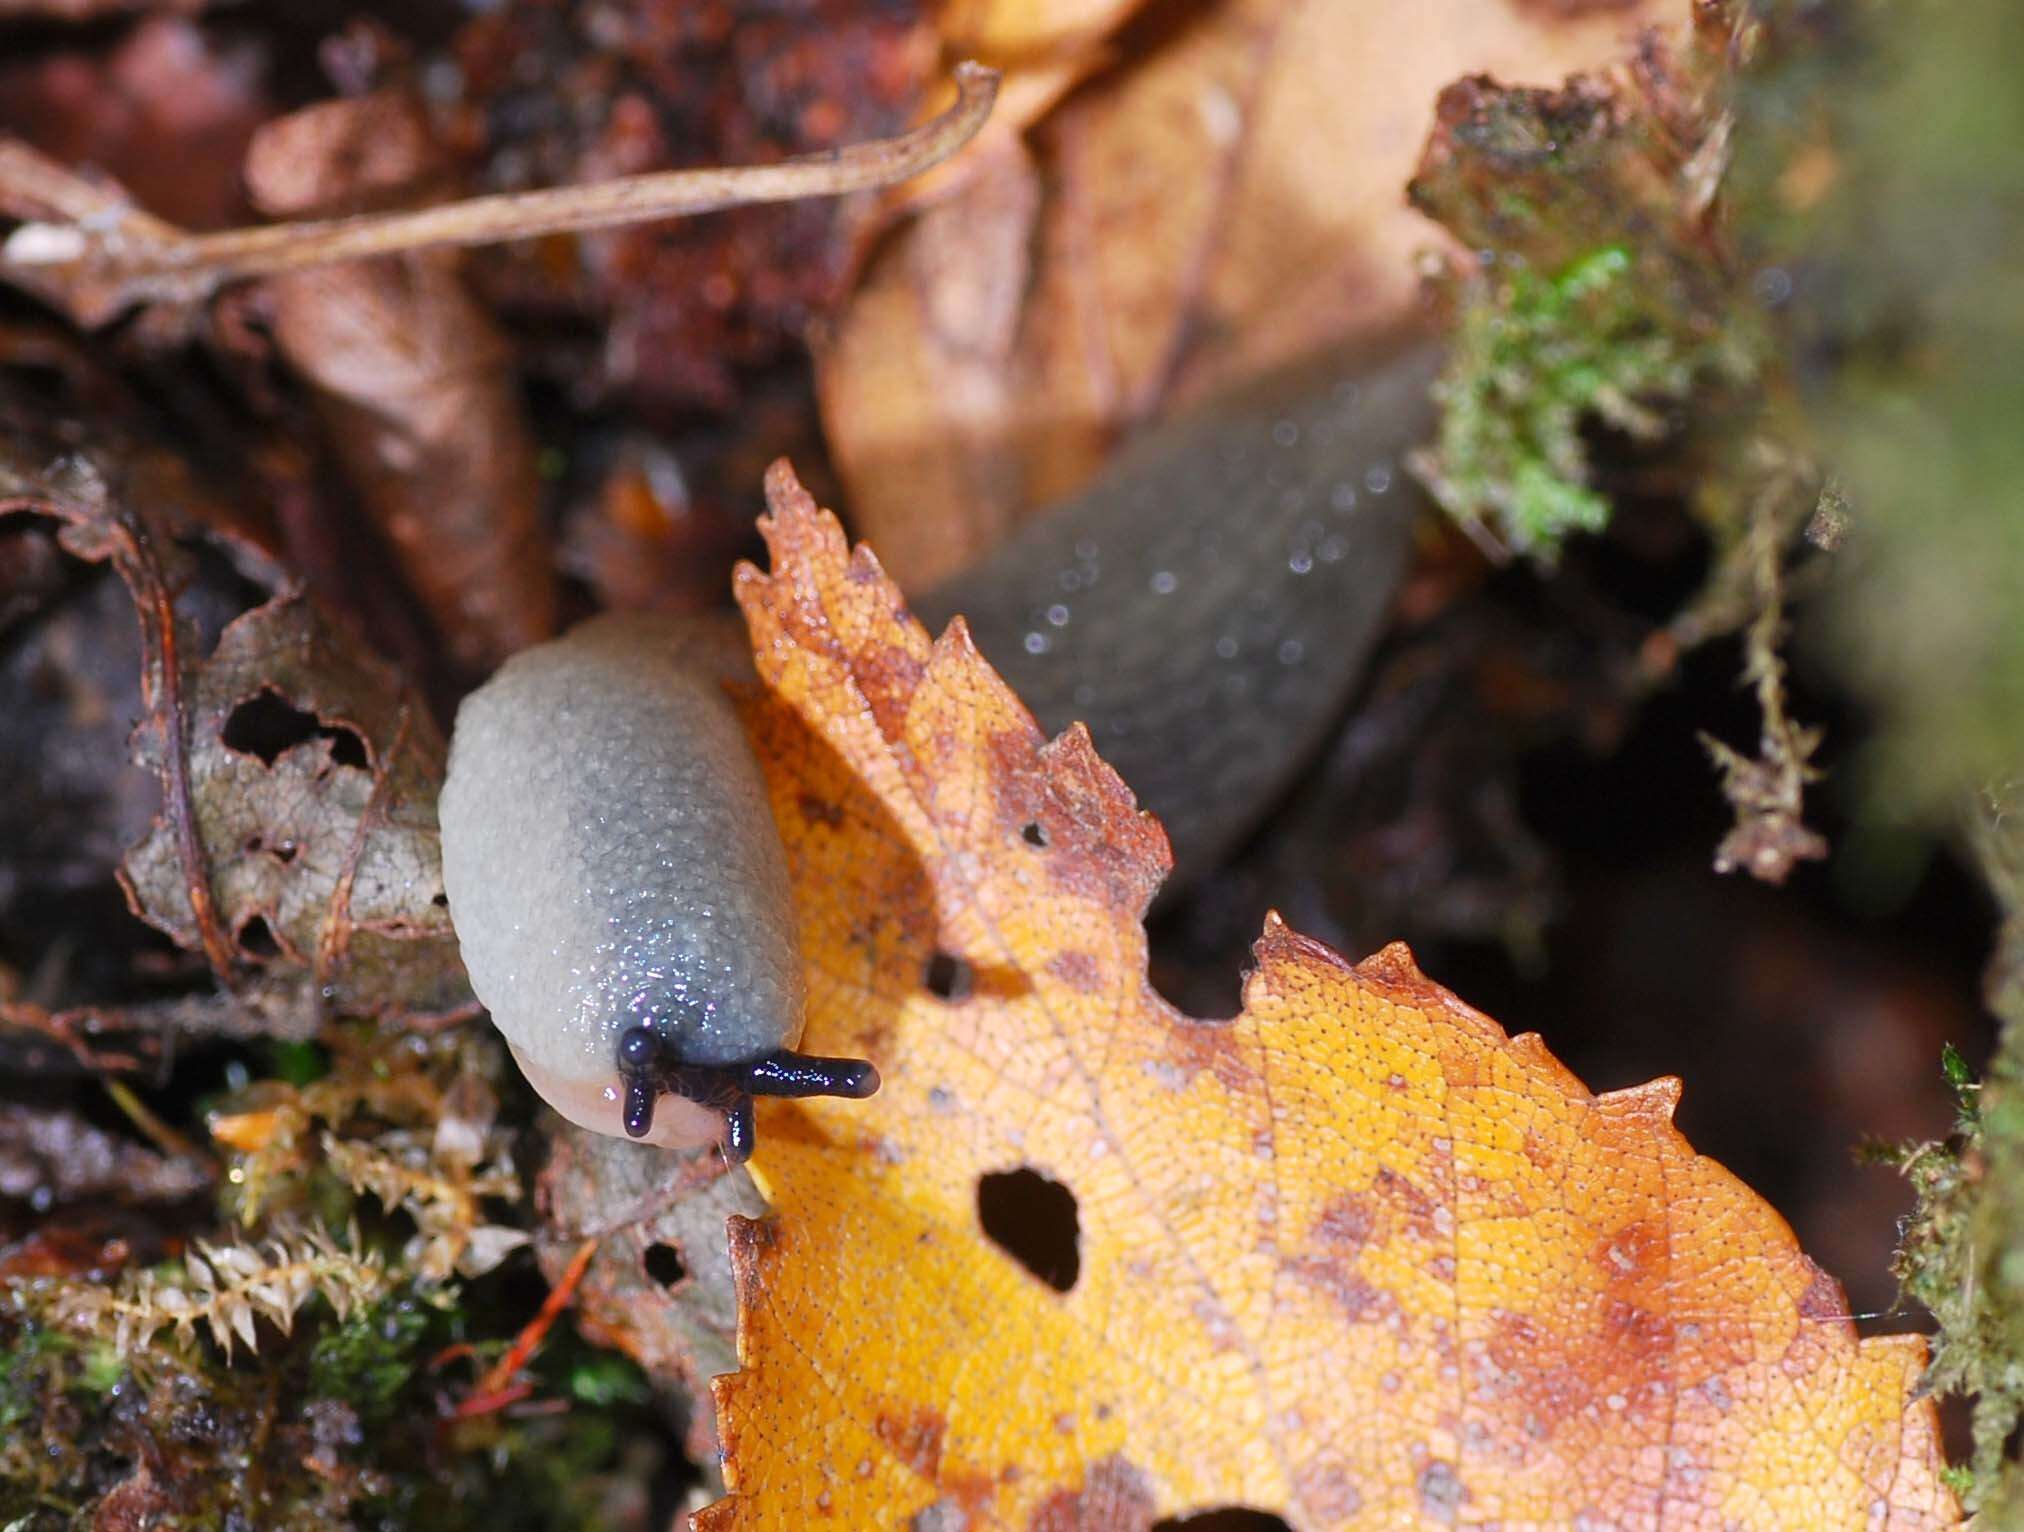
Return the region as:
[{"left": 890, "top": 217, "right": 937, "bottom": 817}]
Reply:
[
  {"left": 1373, "top": 1166, "right": 1440, "bottom": 1239},
  {"left": 1163, "top": 1017, "right": 1262, "bottom": 1097},
  {"left": 1796, "top": 1266, "right": 1850, "bottom": 1324},
  {"left": 798, "top": 791, "right": 847, "bottom": 829},
  {"left": 874, "top": 1402, "right": 948, "bottom": 1479},
  {"left": 986, "top": 722, "right": 1169, "bottom": 918},
  {"left": 1281, "top": 1194, "right": 1392, "bottom": 1323},
  {"left": 1593, "top": 1220, "right": 1665, "bottom": 1285},
  {"left": 1029, "top": 1455, "right": 1156, "bottom": 1532},
  {"left": 1312, "top": 1193, "right": 1376, "bottom": 1253},
  {"left": 1287, "top": 1259, "right": 1395, "bottom": 1325},
  {"left": 1418, "top": 1459, "right": 1465, "bottom": 1524},
  {"left": 1295, "top": 1453, "right": 1365, "bottom": 1520},
  {"left": 1048, "top": 949, "right": 1103, "bottom": 993}
]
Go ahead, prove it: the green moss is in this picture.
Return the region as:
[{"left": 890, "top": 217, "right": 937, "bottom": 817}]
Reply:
[
  {"left": 1889, "top": 1036, "right": 2024, "bottom": 1515},
  {"left": 565, "top": 1349, "right": 652, "bottom": 1409},
  {"left": 1730, "top": 0, "right": 2024, "bottom": 1497},
  {"left": 307, "top": 1292, "right": 433, "bottom": 1421},
  {"left": 1420, "top": 246, "right": 1695, "bottom": 558}
]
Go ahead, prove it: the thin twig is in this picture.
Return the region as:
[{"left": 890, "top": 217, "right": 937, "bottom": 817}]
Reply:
[
  {"left": 0, "top": 999, "right": 163, "bottom": 1075},
  {"left": 92, "top": 498, "right": 240, "bottom": 979},
  {"left": 0, "top": 63, "right": 999, "bottom": 325},
  {"left": 102, "top": 1077, "right": 211, "bottom": 1166},
  {"left": 450, "top": 1237, "right": 599, "bottom": 1419}
]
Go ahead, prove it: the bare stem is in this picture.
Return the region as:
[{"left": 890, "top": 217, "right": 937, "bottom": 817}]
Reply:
[{"left": 0, "top": 62, "right": 999, "bottom": 324}]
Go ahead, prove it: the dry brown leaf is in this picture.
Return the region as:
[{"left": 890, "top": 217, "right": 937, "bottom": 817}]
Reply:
[
  {"left": 687, "top": 472, "right": 1957, "bottom": 1530},
  {"left": 243, "top": 90, "right": 557, "bottom": 672},
  {"left": 120, "top": 592, "right": 469, "bottom": 1030},
  {"left": 820, "top": 0, "right": 1685, "bottom": 588},
  {"left": 535, "top": 1127, "right": 767, "bottom": 1466}
]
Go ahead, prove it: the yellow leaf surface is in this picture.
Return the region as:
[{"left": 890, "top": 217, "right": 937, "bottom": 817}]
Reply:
[{"left": 697, "top": 468, "right": 1959, "bottom": 1530}]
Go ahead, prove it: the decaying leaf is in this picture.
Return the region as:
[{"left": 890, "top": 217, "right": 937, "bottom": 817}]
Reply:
[
  {"left": 535, "top": 1127, "right": 767, "bottom": 1465},
  {"left": 1, "top": 397, "right": 467, "bottom": 1041},
  {"left": 119, "top": 591, "right": 469, "bottom": 1031},
  {"left": 818, "top": 0, "right": 1686, "bottom": 587},
  {"left": 692, "top": 470, "right": 1957, "bottom": 1530}
]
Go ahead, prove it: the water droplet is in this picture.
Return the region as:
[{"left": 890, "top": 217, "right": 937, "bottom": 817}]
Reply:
[
  {"left": 1753, "top": 265, "right": 1793, "bottom": 307},
  {"left": 1215, "top": 635, "right": 1239, "bottom": 660},
  {"left": 1330, "top": 482, "right": 1358, "bottom": 512},
  {"left": 1271, "top": 419, "right": 1299, "bottom": 448},
  {"left": 1288, "top": 550, "right": 1313, "bottom": 575},
  {"left": 1058, "top": 568, "right": 1082, "bottom": 592},
  {"left": 1150, "top": 570, "right": 1177, "bottom": 595},
  {"left": 1364, "top": 463, "right": 1394, "bottom": 495},
  {"left": 1278, "top": 639, "right": 1305, "bottom": 666},
  {"left": 1046, "top": 603, "right": 1071, "bottom": 627},
  {"left": 1319, "top": 534, "right": 1348, "bottom": 563},
  {"left": 1024, "top": 631, "right": 1048, "bottom": 655}
]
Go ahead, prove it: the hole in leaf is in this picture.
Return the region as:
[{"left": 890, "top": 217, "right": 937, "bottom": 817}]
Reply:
[
  {"left": 222, "top": 688, "right": 368, "bottom": 770},
  {"left": 1152, "top": 1513, "right": 1293, "bottom": 1531},
  {"left": 235, "top": 914, "right": 280, "bottom": 960},
  {"left": 977, "top": 1167, "right": 1079, "bottom": 1293},
  {"left": 1022, "top": 821, "right": 1049, "bottom": 848},
  {"left": 924, "top": 951, "right": 973, "bottom": 1002},
  {"left": 642, "top": 1242, "right": 686, "bottom": 1288}
]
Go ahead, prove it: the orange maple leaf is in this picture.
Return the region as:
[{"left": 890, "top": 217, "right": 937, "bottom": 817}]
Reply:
[{"left": 696, "top": 464, "right": 1959, "bottom": 1530}]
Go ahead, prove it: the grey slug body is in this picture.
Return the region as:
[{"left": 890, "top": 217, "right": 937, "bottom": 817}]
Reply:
[
  {"left": 440, "top": 333, "right": 1438, "bottom": 1154},
  {"left": 439, "top": 614, "right": 874, "bottom": 1154},
  {"left": 917, "top": 333, "right": 1438, "bottom": 878}
]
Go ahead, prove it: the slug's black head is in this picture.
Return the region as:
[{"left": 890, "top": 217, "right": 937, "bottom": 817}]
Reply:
[{"left": 614, "top": 1025, "right": 880, "bottom": 1163}]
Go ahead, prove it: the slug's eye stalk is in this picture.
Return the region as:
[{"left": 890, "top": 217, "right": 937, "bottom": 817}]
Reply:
[{"left": 615, "top": 1028, "right": 881, "bottom": 1163}]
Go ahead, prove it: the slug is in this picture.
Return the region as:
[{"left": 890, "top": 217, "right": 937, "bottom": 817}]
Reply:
[
  {"left": 916, "top": 332, "right": 1439, "bottom": 877},
  {"left": 438, "top": 331, "right": 1438, "bottom": 1159}
]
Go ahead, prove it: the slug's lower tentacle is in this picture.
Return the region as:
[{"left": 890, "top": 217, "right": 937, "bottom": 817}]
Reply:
[{"left": 723, "top": 1096, "right": 756, "bottom": 1163}]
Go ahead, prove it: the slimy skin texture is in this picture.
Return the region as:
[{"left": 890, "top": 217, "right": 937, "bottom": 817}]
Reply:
[
  {"left": 440, "top": 333, "right": 1438, "bottom": 1156},
  {"left": 438, "top": 613, "right": 874, "bottom": 1155},
  {"left": 917, "top": 333, "right": 1438, "bottom": 880}
]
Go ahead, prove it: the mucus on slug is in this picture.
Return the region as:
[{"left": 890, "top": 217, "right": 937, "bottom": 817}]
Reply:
[{"left": 436, "top": 330, "right": 1440, "bottom": 1160}]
